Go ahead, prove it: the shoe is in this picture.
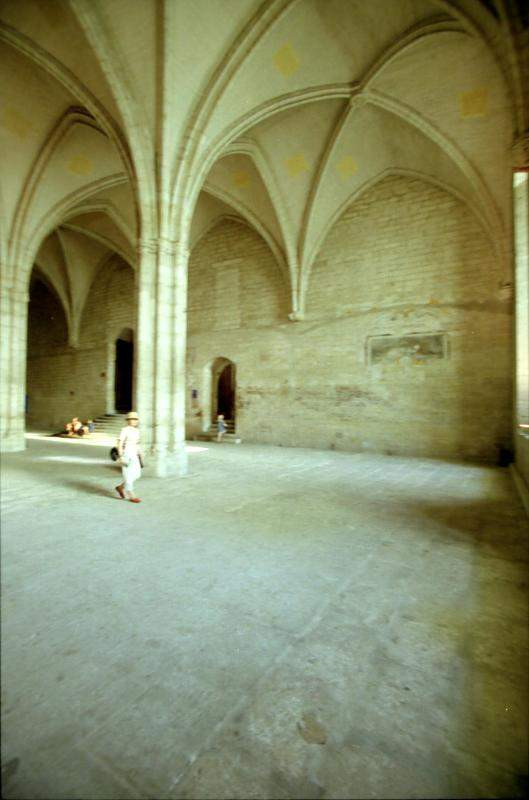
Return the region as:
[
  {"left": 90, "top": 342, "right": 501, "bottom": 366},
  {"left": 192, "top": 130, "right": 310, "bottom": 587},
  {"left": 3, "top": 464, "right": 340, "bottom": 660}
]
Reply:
[
  {"left": 130, "top": 498, "right": 141, "bottom": 503},
  {"left": 115, "top": 485, "right": 125, "bottom": 499}
]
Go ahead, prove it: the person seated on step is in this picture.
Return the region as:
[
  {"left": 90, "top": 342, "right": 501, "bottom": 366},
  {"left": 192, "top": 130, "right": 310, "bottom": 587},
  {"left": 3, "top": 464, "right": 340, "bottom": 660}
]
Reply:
[
  {"left": 80, "top": 419, "right": 94, "bottom": 436},
  {"left": 71, "top": 417, "right": 84, "bottom": 436}
]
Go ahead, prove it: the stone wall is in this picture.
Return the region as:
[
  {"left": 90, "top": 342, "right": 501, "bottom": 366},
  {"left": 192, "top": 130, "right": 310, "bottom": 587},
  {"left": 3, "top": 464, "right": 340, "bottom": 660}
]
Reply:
[
  {"left": 26, "top": 258, "right": 135, "bottom": 430},
  {"left": 186, "top": 176, "right": 513, "bottom": 461},
  {"left": 26, "top": 176, "right": 513, "bottom": 460}
]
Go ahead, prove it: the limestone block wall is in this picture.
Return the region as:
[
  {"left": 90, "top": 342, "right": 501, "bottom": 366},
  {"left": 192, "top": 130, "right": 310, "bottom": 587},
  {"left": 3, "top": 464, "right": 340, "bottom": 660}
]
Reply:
[
  {"left": 25, "top": 176, "right": 513, "bottom": 460},
  {"left": 186, "top": 176, "right": 513, "bottom": 461},
  {"left": 26, "top": 258, "right": 135, "bottom": 430},
  {"left": 186, "top": 219, "right": 290, "bottom": 438}
]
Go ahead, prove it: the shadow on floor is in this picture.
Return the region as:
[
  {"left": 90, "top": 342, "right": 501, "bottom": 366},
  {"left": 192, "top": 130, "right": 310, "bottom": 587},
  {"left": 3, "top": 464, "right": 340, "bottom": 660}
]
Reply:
[{"left": 64, "top": 480, "right": 118, "bottom": 497}]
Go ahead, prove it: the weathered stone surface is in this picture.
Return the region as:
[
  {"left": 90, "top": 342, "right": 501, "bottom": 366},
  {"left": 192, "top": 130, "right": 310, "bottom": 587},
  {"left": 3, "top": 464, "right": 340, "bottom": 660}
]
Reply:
[
  {"left": 186, "top": 177, "right": 513, "bottom": 462},
  {"left": 1, "top": 437, "right": 527, "bottom": 799}
]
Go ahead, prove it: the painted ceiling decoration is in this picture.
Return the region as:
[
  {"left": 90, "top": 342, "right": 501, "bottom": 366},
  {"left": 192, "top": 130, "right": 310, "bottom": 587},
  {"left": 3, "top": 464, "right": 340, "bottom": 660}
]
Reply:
[{"left": 0, "top": 0, "right": 527, "bottom": 321}]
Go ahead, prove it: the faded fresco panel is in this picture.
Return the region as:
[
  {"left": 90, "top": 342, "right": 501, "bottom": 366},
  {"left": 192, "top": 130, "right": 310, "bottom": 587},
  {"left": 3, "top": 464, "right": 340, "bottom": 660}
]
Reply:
[{"left": 368, "top": 332, "right": 447, "bottom": 365}]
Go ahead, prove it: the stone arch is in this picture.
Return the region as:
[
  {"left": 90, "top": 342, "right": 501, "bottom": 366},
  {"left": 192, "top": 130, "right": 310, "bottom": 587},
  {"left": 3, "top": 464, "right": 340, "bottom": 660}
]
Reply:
[
  {"left": 27, "top": 267, "right": 69, "bottom": 347},
  {"left": 188, "top": 216, "right": 290, "bottom": 334},
  {"left": 177, "top": 16, "right": 509, "bottom": 226},
  {"left": 28, "top": 265, "right": 71, "bottom": 338},
  {"left": 79, "top": 254, "right": 135, "bottom": 346},
  {"left": 26, "top": 268, "right": 69, "bottom": 429},
  {"left": 68, "top": 254, "right": 137, "bottom": 416},
  {"left": 201, "top": 356, "right": 237, "bottom": 434},
  {"left": 213, "top": 357, "right": 236, "bottom": 426},
  {"left": 302, "top": 169, "right": 500, "bottom": 313}
]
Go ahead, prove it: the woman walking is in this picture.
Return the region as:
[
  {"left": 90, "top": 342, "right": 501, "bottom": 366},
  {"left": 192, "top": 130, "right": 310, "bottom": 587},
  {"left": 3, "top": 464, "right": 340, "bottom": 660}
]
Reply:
[{"left": 115, "top": 411, "right": 143, "bottom": 503}]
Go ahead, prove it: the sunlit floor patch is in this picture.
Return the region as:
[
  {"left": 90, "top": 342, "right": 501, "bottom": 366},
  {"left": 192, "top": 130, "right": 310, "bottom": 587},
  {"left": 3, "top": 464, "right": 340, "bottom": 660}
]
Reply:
[
  {"left": 36, "top": 455, "right": 111, "bottom": 465},
  {"left": 25, "top": 432, "right": 115, "bottom": 446},
  {"left": 25, "top": 431, "right": 210, "bottom": 453}
]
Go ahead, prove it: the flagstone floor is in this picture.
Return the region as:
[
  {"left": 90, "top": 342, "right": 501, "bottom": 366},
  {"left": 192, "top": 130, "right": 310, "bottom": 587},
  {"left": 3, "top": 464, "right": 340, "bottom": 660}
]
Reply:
[{"left": 1, "top": 436, "right": 528, "bottom": 799}]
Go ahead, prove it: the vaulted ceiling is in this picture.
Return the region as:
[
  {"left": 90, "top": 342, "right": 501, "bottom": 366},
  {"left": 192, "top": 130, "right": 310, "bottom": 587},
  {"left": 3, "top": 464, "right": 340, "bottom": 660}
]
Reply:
[{"left": 1, "top": 0, "right": 527, "bottom": 326}]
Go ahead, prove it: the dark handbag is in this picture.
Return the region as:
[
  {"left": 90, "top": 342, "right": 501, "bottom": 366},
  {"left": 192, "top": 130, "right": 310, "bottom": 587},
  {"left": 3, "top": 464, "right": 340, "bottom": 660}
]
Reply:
[{"left": 110, "top": 447, "right": 119, "bottom": 462}]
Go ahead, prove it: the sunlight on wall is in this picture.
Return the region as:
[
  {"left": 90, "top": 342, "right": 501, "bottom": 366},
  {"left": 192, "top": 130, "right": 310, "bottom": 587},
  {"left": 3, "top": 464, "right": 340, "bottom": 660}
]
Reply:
[{"left": 514, "top": 171, "right": 528, "bottom": 428}]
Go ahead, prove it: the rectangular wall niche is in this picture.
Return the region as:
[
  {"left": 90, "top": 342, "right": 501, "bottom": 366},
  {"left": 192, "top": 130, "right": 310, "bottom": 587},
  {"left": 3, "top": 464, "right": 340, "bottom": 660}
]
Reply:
[{"left": 367, "top": 332, "right": 448, "bottom": 366}]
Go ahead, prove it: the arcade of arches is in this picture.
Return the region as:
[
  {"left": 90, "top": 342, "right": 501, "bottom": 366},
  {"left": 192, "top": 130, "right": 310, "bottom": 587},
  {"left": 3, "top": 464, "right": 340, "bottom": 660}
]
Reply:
[
  {"left": 1, "top": 1, "right": 529, "bottom": 798},
  {"left": 0, "top": 0, "right": 527, "bottom": 480}
]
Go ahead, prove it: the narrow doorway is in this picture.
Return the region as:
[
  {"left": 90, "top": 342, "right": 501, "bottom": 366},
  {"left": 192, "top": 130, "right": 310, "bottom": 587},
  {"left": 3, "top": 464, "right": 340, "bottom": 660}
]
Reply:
[
  {"left": 115, "top": 330, "right": 133, "bottom": 412},
  {"left": 210, "top": 357, "right": 236, "bottom": 429},
  {"left": 217, "top": 362, "right": 235, "bottom": 420}
]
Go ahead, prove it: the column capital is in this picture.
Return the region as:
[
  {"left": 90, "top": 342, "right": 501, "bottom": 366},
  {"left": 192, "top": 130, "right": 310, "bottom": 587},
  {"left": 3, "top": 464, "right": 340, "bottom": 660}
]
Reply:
[
  {"left": 138, "top": 237, "right": 189, "bottom": 260},
  {"left": 138, "top": 237, "right": 158, "bottom": 257}
]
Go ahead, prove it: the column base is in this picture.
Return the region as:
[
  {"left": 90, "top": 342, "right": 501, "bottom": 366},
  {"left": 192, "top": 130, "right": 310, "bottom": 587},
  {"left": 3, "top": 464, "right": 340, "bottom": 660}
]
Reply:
[
  {"left": 146, "top": 443, "right": 188, "bottom": 478},
  {"left": 0, "top": 432, "right": 26, "bottom": 453}
]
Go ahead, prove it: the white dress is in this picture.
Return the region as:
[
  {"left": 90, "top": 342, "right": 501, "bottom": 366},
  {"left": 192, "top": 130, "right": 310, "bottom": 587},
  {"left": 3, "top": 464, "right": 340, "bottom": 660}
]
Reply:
[{"left": 119, "top": 425, "right": 141, "bottom": 488}]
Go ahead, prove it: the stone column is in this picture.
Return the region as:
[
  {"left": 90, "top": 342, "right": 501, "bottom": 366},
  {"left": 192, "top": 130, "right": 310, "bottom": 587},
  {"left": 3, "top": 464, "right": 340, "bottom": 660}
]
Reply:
[
  {"left": 136, "top": 236, "right": 189, "bottom": 477},
  {"left": 512, "top": 133, "right": 529, "bottom": 488},
  {"left": 0, "top": 280, "right": 29, "bottom": 452},
  {"left": 514, "top": 171, "right": 528, "bottom": 426}
]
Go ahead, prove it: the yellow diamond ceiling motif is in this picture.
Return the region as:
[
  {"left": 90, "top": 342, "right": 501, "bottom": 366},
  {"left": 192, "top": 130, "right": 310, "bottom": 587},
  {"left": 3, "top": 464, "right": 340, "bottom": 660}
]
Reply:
[{"left": 273, "top": 43, "right": 300, "bottom": 77}]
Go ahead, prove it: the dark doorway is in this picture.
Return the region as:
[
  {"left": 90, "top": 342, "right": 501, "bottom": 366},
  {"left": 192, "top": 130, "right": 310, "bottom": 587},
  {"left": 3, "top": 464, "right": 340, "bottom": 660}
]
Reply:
[
  {"left": 216, "top": 362, "right": 235, "bottom": 421},
  {"left": 115, "top": 337, "right": 133, "bottom": 411},
  {"left": 26, "top": 271, "right": 68, "bottom": 429}
]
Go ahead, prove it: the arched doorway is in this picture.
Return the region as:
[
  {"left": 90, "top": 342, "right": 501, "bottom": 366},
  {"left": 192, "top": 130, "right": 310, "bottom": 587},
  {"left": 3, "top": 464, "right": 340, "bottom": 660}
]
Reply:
[
  {"left": 211, "top": 357, "right": 236, "bottom": 428},
  {"left": 26, "top": 271, "right": 69, "bottom": 431},
  {"left": 115, "top": 328, "right": 134, "bottom": 412}
]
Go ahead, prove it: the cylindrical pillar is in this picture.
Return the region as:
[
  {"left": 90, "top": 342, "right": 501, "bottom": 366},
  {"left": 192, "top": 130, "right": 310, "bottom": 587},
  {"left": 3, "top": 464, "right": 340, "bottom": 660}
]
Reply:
[
  {"left": 135, "top": 237, "right": 189, "bottom": 477},
  {"left": 0, "top": 281, "right": 29, "bottom": 452}
]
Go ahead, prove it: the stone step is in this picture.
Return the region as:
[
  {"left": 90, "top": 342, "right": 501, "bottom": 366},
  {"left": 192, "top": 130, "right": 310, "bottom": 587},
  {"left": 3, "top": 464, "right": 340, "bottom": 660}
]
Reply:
[
  {"left": 94, "top": 423, "right": 124, "bottom": 433},
  {"left": 93, "top": 414, "right": 127, "bottom": 437},
  {"left": 194, "top": 431, "right": 242, "bottom": 444},
  {"left": 209, "top": 420, "right": 236, "bottom": 432}
]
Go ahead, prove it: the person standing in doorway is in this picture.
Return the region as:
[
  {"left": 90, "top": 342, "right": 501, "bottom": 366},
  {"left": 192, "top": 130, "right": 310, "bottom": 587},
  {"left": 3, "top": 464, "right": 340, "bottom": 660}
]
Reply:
[
  {"left": 216, "top": 414, "right": 227, "bottom": 443},
  {"left": 115, "top": 411, "right": 143, "bottom": 503}
]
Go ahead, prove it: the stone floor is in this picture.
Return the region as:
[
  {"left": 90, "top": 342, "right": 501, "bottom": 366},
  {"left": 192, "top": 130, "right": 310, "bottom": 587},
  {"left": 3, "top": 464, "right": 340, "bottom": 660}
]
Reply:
[{"left": 1, "top": 436, "right": 528, "bottom": 799}]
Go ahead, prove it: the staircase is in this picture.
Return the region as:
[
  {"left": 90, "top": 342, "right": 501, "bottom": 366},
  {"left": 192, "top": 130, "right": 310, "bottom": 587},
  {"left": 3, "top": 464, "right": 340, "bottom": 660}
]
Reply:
[
  {"left": 218, "top": 418, "right": 236, "bottom": 435},
  {"left": 194, "top": 418, "right": 241, "bottom": 443},
  {"left": 93, "top": 414, "right": 242, "bottom": 444},
  {"left": 92, "top": 413, "right": 128, "bottom": 439}
]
